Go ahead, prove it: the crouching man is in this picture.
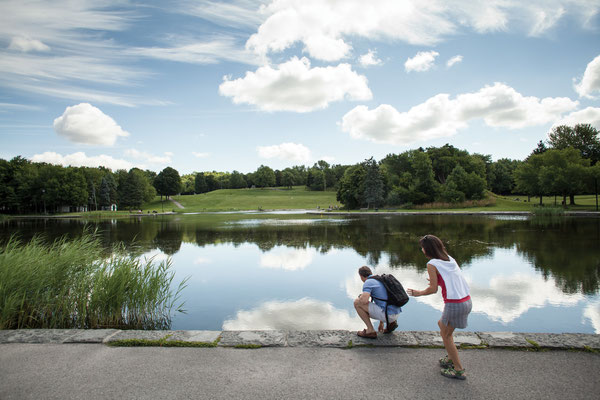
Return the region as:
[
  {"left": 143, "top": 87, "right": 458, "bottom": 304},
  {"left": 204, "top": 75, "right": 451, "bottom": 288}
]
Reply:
[{"left": 354, "top": 266, "right": 401, "bottom": 339}]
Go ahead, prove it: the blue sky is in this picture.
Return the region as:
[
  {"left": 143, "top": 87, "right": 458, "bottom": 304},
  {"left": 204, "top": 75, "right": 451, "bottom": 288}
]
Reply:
[{"left": 1, "top": 0, "right": 600, "bottom": 174}]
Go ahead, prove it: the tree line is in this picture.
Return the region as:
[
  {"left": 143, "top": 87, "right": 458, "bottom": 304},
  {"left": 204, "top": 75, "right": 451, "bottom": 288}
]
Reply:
[{"left": 0, "top": 124, "right": 598, "bottom": 213}]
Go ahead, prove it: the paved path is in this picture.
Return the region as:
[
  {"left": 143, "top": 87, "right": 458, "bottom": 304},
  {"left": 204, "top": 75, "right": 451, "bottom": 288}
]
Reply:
[
  {"left": 1, "top": 344, "right": 599, "bottom": 400},
  {"left": 169, "top": 198, "right": 184, "bottom": 209}
]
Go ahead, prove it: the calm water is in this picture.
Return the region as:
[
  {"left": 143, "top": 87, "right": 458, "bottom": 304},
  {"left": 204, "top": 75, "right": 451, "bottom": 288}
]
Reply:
[{"left": 2, "top": 214, "right": 599, "bottom": 333}]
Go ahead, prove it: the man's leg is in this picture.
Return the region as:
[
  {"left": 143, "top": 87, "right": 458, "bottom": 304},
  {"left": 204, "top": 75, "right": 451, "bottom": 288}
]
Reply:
[{"left": 353, "top": 298, "right": 376, "bottom": 333}]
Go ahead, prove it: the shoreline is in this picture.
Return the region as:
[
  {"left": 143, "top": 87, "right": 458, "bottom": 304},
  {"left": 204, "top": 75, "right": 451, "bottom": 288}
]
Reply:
[
  {"left": 5, "top": 210, "right": 600, "bottom": 219},
  {"left": 1, "top": 329, "right": 598, "bottom": 350}
]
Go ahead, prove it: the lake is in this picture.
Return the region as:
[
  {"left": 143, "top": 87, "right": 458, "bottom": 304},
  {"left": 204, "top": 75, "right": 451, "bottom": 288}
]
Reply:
[{"left": 1, "top": 213, "right": 599, "bottom": 333}]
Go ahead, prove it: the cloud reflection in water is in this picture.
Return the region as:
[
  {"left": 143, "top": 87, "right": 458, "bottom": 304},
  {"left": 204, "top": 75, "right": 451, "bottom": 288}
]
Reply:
[
  {"left": 222, "top": 298, "right": 364, "bottom": 330},
  {"left": 260, "top": 246, "right": 316, "bottom": 271}
]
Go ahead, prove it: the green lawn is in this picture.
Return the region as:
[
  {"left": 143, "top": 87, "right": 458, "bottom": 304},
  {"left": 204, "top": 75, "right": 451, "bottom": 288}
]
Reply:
[
  {"left": 144, "top": 186, "right": 341, "bottom": 213},
  {"left": 500, "top": 194, "right": 599, "bottom": 210},
  {"left": 141, "top": 189, "right": 599, "bottom": 213},
  {"left": 39, "top": 189, "right": 599, "bottom": 217}
]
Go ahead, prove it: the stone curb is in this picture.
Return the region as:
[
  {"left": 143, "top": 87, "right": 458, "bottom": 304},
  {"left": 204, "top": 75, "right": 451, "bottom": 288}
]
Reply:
[{"left": 0, "top": 330, "right": 598, "bottom": 349}]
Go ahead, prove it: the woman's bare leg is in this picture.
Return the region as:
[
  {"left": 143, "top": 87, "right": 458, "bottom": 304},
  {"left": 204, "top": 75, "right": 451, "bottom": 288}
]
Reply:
[{"left": 438, "top": 319, "right": 464, "bottom": 371}]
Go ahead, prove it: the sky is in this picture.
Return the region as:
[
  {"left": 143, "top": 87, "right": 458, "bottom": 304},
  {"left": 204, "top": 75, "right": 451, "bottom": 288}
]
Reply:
[{"left": 1, "top": 0, "right": 600, "bottom": 175}]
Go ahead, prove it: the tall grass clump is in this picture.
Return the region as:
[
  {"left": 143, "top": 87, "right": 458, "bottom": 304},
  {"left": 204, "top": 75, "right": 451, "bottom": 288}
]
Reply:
[
  {"left": 414, "top": 197, "right": 496, "bottom": 210},
  {"left": 0, "top": 233, "right": 187, "bottom": 330},
  {"left": 531, "top": 206, "right": 565, "bottom": 216}
]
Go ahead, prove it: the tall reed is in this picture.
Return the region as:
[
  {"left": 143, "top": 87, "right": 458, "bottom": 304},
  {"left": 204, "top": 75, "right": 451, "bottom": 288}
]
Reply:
[{"left": 0, "top": 233, "right": 187, "bottom": 330}]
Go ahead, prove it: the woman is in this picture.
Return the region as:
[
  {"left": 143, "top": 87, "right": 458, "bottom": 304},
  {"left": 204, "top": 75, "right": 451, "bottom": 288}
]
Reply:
[{"left": 407, "top": 234, "right": 472, "bottom": 380}]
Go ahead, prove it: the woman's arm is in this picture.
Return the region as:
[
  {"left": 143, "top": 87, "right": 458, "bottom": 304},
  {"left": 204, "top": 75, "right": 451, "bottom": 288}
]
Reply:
[{"left": 407, "top": 264, "right": 438, "bottom": 297}]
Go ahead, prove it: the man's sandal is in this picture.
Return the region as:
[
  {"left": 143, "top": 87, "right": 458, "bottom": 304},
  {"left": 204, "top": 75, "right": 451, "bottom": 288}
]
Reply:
[
  {"left": 383, "top": 321, "right": 398, "bottom": 334},
  {"left": 441, "top": 366, "right": 466, "bottom": 380},
  {"left": 439, "top": 355, "right": 454, "bottom": 368},
  {"left": 357, "top": 329, "right": 377, "bottom": 339}
]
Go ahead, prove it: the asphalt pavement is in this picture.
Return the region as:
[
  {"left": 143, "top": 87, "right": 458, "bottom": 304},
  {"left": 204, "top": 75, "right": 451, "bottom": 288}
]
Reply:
[{"left": 1, "top": 344, "right": 599, "bottom": 400}]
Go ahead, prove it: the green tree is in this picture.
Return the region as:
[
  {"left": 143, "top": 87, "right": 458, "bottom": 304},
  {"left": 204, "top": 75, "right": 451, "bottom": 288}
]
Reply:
[
  {"left": 489, "top": 159, "right": 520, "bottom": 194},
  {"left": 119, "top": 168, "right": 155, "bottom": 208},
  {"left": 363, "top": 157, "right": 384, "bottom": 209},
  {"left": 99, "top": 173, "right": 117, "bottom": 208},
  {"left": 548, "top": 124, "right": 600, "bottom": 164},
  {"left": 336, "top": 163, "right": 367, "bottom": 209},
  {"left": 180, "top": 174, "right": 196, "bottom": 195},
  {"left": 281, "top": 171, "right": 294, "bottom": 189},
  {"left": 254, "top": 165, "right": 276, "bottom": 188},
  {"left": 154, "top": 167, "right": 182, "bottom": 200},
  {"left": 514, "top": 154, "right": 545, "bottom": 205},
  {"left": 306, "top": 168, "right": 325, "bottom": 191},
  {"left": 195, "top": 173, "right": 208, "bottom": 193},
  {"left": 538, "top": 148, "right": 590, "bottom": 205},
  {"left": 229, "top": 170, "right": 247, "bottom": 189}
]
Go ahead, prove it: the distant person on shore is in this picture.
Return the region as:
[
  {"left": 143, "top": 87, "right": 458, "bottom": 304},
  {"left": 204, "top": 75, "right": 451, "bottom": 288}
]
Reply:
[
  {"left": 407, "top": 235, "right": 472, "bottom": 380},
  {"left": 354, "top": 266, "right": 401, "bottom": 338}
]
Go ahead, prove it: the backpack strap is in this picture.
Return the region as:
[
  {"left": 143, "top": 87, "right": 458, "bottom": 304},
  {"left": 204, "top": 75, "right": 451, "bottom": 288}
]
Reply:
[{"left": 366, "top": 277, "right": 390, "bottom": 326}]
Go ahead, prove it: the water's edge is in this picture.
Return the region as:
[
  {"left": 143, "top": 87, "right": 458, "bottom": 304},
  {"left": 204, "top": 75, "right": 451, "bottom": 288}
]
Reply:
[{"left": 1, "top": 329, "right": 598, "bottom": 349}]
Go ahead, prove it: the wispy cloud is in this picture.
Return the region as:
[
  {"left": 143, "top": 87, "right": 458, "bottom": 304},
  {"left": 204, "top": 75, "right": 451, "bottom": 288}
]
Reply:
[
  {"left": 129, "top": 36, "right": 262, "bottom": 66},
  {"left": 257, "top": 143, "right": 311, "bottom": 162},
  {"left": 446, "top": 55, "right": 463, "bottom": 68},
  {"left": 124, "top": 149, "right": 172, "bottom": 164},
  {"left": 174, "top": 0, "right": 266, "bottom": 29}
]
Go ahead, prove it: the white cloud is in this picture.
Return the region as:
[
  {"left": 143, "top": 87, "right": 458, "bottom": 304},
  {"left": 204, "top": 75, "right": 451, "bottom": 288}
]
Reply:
[
  {"left": 124, "top": 149, "right": 172, "bottom": 164},
  {"left": 245, "top": 1, "right": 596, "bottom": 61},
  {"left": 30, "top": 151, "right": 133, "bottom": 170},
  {"left": 53, "top": 103, "right": 129, "bottom": 146},
  {"left": 446, "top": 55, "right": 463, "bottom": 67},
  {"left": 219, "top": 56, "right": 372, "bottom": 112},
  {"left": 551, "top": 107, "right": 600, "bottom": 130},
  {"left": 574, "top": 55, "right": 600, "bottom": 99},
  {"left": 130, "top": 36, "right": 262, "bottom": 66},
  {"left": 8, "top": 36, "right": 50, "bottom": 52},
  {"left": 405, "top": 51, "right": 439, "bottom": 72},
  {"left": 246, "top": 0, "right": 452, "bottom": 61},
  {"left": 257, "top": 142, "right": 311, "bottom": 162},
  {"left": 259, "top": 246, "right": 316, "bottom": 271},
  {"left": 192, "top": 152, "right": 210, "bottom": 158},
  {"left": 359, "top": 49, "right": 382, "bottom": 67},
  {"left": 340, "top": 83, "right": 579, "bottom": 145},
  {"left": 222, "top": 298, "right": 364, "bottom": 330},
  {"left": 177, "top": 0, "right": 267, "bottom": 29}
]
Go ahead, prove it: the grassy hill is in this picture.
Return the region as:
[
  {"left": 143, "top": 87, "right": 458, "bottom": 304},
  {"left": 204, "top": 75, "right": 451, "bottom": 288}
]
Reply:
[
  {"left": 143, "top": 186, "right": 340, "bottom": 213},
  {"left": 141, "top": 187, "right": 599, "bottom": 213}
]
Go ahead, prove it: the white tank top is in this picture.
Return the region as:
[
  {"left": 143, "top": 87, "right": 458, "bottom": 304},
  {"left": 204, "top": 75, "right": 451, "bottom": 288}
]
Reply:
[{"left": 428, "top": 256, "right": 470, "bottom": 302}]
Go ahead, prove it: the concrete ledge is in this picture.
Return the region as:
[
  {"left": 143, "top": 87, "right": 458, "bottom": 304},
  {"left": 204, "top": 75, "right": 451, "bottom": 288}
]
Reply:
[
  {"left": 218, "top": 330, "right": 287, "bottom": 347},
  {"left": 0, "top": 329, "right": 598, "bottom": 350}
]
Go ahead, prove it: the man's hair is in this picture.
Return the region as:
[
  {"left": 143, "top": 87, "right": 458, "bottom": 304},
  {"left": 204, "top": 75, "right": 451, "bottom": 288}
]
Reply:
[{"left": 358, "top": 266, "right": 372, "bottom": 278}]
